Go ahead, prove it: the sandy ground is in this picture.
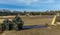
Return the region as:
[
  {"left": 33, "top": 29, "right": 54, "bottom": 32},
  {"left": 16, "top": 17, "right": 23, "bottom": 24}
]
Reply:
[
  {"left": 0, "top": 15, "right": 57, "bottom": 35},
  {"left": 0, "top": 15, "right": 53, "bottom": 26},
  {"left": 0, "top": 27, "right": 60, "bottom": 35}
]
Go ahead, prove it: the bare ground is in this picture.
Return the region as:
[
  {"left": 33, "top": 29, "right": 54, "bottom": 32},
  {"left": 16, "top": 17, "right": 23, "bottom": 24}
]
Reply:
[
  {"left": 0, "top": 15, "right": 58, "bottom": 35},
  {"left": 0, "top": 15, "right": 53, "bottom": 26},
  {"left": 0, "top": 27, "right": 60, "bottom": 35}
]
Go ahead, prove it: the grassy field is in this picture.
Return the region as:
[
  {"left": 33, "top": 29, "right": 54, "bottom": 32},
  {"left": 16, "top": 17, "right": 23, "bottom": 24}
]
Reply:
[
  {"left": 1, "top": 27, "right": 60, "bottom": 35},
  {"left": 0, "top": 15, "right": 54, "bottom": 26},
  {"left": 1, "top": 15, "right": 60, "bottom": 35}
]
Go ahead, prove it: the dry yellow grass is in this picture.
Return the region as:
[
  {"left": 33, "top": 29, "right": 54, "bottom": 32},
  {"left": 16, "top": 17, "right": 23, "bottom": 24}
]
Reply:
[
  {"left": 1, "top": 27, "right": 60, "bottom": 35},
  {"left": 0, "top": 16, "right": 53, "bottom": 26},
  {"left": 0, "top": 15, "right": 60, "bottom": 35}
]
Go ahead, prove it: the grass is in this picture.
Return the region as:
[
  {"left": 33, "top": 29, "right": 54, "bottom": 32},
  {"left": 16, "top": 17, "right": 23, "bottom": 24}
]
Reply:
[
  {"left": 1, "top": 27, "right": 60, "bottom": 35},
  {"left": 1, "top": 15, "right": 60, "bottom": 35},
  {"left": 0, "top": 16, "right": 53, "bottom": 26}
]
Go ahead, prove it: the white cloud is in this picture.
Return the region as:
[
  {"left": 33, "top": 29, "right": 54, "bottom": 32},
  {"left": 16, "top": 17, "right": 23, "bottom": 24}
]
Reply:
[
  {"left": 17, "top": 0, "right": 39, "bottom": 5},
  {"left": 37, "top": 0, "right": 55, "bottom": 3},
  {"left": 0, "top": 0, "right": 55, "bottom": 6},
  {"left": 0, "top": 0, "right": 17, "bottom": 5},
  {"left": 47, "top": 0, "right": 54, "bottom": 3}
]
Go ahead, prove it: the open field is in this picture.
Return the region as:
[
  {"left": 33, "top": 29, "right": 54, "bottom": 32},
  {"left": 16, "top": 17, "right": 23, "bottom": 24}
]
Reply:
[
  {"left": 1, "top": 15, "right": 60, "bottom": 35},
  {"left": 0, "top": 15, "right": 54, "bottom": 26},
  {"left": 1, "top": 27, "right": 60, "bottom": 35}
]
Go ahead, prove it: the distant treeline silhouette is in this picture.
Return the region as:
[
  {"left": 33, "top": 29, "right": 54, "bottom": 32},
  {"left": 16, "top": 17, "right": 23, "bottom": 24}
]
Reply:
[{"left": 0, "top": 9, "right": 59, "bottom": 16}]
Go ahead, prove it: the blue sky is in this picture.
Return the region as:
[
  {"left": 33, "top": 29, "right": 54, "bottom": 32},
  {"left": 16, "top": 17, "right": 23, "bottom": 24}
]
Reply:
[{"left": 0, "top": 0, "right": 60, "bottom": 11}]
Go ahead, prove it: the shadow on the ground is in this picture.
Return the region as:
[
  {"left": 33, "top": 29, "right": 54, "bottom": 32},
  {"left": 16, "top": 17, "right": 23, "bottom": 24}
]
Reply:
[
  {"left": 22, "top": 25, "right": 46, "bottom": 30},
  {"left": 0, "top": 25, "right": 46, "bottom": 34}
]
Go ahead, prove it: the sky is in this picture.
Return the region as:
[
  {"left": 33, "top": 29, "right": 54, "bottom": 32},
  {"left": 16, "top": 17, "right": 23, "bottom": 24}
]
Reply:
[{"left": 0, "top": 0, "right": 60, "bottom": 11}]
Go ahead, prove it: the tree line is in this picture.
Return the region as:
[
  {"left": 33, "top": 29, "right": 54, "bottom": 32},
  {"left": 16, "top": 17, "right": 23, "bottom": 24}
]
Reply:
[{"left": 0, "top": 9, "right": 60, "bottom": 16}]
